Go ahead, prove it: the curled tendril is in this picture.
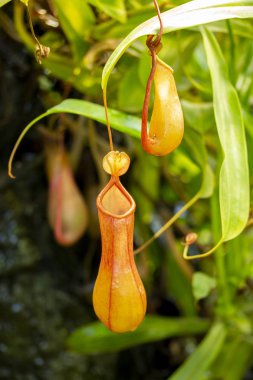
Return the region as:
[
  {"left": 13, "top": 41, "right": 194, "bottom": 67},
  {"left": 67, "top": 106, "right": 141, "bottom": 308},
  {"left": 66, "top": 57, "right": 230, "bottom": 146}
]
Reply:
[
  {"left": 35, "top": 44, "right": 50, "bottom": 64},
  {"left": 184, "top": 232, "right": 198, "bottom": 246}
]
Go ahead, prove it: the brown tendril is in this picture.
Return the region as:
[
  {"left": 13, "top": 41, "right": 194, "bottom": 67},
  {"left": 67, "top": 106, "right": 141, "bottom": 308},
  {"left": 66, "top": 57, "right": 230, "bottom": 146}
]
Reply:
[
  {"left": 102, "top": 89, "right": 114, "bottom": 152},
  {"left": 141, "top": 47, "right": 157, "bottom": 144},
  {"left": 27, "top": 1, "right": 50, "bottom": 64},
  {"left": 141, "top": 0, "right": 164, "bottom": 144},
  {"left": 147, "top": 0, "right": 164, "bottom": 51}
]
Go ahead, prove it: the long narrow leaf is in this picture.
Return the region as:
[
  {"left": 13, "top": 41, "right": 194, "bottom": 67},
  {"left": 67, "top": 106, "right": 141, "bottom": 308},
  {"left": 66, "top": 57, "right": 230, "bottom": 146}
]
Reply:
[
  {"left": 87, "top": 0, "right": 127, "bottom": 23},
  {"left": 8, "top": 99, "right": 141, "bottom": 177},
  {"left": 169, "top": 323, "right": 227, "bottom": 380},
  {"left": 8, "top": 98, "right": 214, "bottom": 208},
  {"left": 202, "top": 28, "right": 249, "bottom": 241},
  {"left": 183, "top": 128, "right": 214, "bottom": 199},
  {"left": 67, "top": 316, "right": 209, "bottom": 354},
  {"left": 102, "top": 1, "right": 253, "bottom": 89},
  {"left": 0, "top": 0, "right": 12, "bottom": 6}
]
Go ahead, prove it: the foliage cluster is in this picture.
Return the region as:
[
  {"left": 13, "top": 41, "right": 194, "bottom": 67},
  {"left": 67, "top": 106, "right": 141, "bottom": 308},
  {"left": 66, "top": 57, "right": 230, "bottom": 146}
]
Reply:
[{"left": 1, "top": 0, "right": 253, "bottom": 378}]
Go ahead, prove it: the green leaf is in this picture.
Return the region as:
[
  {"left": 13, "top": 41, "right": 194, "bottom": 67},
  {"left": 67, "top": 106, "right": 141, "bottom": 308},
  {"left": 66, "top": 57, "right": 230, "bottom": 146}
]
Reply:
[
  {"left": 202, "top": 28, "right": 249, "bottom": 241},
  {"left": 67, "top": 315, "right": 209, "bottom": 354},
  {"left": 169, "top": 323, "right": 227, "bottom": 380},
  {"left": 192, "top": 272, "right": 216, "bottom": 301},
  {"left": 8, "top": 99, "right": 141, "bottom": 177},
  {"left": 164, "top": 241, "right": 196, "bottom": 316},
  {"left": 102, "top": 0, "right": 253, "bottom": 89},
  {"left": 87, "top": 0, "right": 127, "bottom": 23},
  {"left": 51, "top": 0, "right": 95, "bottom": 61},
  {"left": 204, "top": 18, "right": 253, "bottom": 39},
  {"left": 19, "top": 0, "right": 28, "bottom": 5},
  {"left": 131, "top": 151, "right": 160, "bottom": 224},
  {"left": 211, "top": 337, "right": 253, "bottom": 380},
  {"left": 0, "top": 0, "right": 11, "bottom": 5},
  {"left": 117, "top": 64, "right": 144, "bottom": 112},
  {"left": 41, "top": 55, "right": 75, "bottom": 82},
  {"left": 181, "top": 100, "right": 215, "bottom": 134},
  {"left": 9, "top": 97, "right": 214, "bottom": 211},
  {"left": 199, "top": 164, "right": 214, "bottom": 199},
  {"left": 91, "top": 8, "right": 157, "bottom": 40},
  {"left": 183, "top": 128, "right": 214, "bottom": 199},
  {"left": 20, "top": 98, "right": 140, "bottom": 136},
  {"left": 243, "top": 109, "right": 253, "bottom": 140}
]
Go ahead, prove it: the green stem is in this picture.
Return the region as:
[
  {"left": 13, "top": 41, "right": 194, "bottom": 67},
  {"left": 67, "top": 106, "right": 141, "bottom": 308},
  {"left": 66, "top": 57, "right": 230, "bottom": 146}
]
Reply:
[
  {"left": 14, "top": 0, "right": 34, "bottom": 50},
  {"left": 134, "top": 191, "right": 200, "bottom": 255},
  {"left": 211, "top": 192, "right": 232, "bottom": 318}
]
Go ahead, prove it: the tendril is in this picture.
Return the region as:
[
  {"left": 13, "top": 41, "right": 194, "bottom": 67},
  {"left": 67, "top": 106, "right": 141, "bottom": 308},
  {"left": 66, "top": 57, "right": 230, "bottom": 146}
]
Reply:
[
  {"left": 27, "top": 1, "right": 50, "bottom": 64},
  {"left": 102, "top": 89, "right": 114, "bottom": 152}
]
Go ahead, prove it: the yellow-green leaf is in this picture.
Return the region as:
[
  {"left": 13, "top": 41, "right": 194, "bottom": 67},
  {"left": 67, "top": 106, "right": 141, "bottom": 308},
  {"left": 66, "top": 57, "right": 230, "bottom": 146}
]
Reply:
[
  {"left": 169, "top": 323, "right": 227, "bottom": 380},
  {"left": 202, "top": 28, "right": 250, "bottom": 241},
  {"left": 87, "top": 0, "right": 127, "bottom": 23},
  {"left": 67, "top": 316, "right": 209, "bottom": 354},
  {"left": 51, "top": 0, "right": 95, "bottom": 61},
  {"left": 102, "top": 0, "right": 253, "bottom": 89},
  {"left": 1, "top": 0, "right": 12, "bottom": 6}
]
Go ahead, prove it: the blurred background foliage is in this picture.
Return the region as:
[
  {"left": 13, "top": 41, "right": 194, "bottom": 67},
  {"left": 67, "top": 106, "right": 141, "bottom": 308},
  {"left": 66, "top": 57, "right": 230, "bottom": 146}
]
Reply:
[{"left": 0, "top": 0, "right": 253, "bottom": 379}]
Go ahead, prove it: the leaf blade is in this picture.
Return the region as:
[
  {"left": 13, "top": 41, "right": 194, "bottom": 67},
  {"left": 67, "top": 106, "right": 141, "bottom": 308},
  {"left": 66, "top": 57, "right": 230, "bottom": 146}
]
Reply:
[
  {"left": 87, "top": 0, "right": 127, "bottom": 23},
  {"left": 202, "top": 28, "right": 249, "bottom": 241},
  {"left": 169, "top": 323, "right": 227, "bottom": 380},
  {"left": 51, "top": 0, "right": 95, "bottom": 60},
  {"left": 8, "top": 99, "right": 141, "bottom": 177},
  {"left": 0, "top": 0, "right": 11, "bottom": 6},
  {"left": 67, "top": 316, "right": 209, "bottom": 354},
  {"left": 102, "top": 2, "right": 253, "bottom": 89}
]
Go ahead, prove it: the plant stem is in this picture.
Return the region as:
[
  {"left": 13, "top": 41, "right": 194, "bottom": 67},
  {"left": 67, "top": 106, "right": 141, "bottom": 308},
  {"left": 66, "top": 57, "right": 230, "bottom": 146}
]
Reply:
[
  {"left": 211, "top": 191, "right": 232, "bottom": 318},
  {"left": 134, "top": 191, "right": 200, "bottom": 254}
]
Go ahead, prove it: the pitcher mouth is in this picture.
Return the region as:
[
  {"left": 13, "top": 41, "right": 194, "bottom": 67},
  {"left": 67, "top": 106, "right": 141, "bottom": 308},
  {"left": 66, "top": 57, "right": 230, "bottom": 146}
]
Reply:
[{"left": 96, "top": 177, "right": 136, "bottom": 219}]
